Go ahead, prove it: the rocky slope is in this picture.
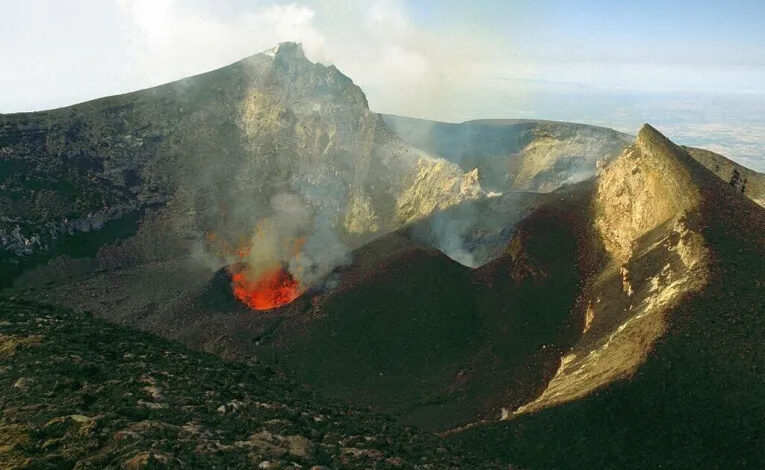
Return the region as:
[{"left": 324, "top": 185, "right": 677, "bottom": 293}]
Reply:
[
  {"left": 0, "top": 298, "right": 505, "bottom": 469},
  {"left": 509, "top": 124, "right": 708, "bottom": 417},
  {"left": 0, "top": 44, "right": 632, "bottom": 349},
  {"left": 260, "top": 186, "right": 594, "bottom": 431},
  {"left": 4, "top": 122, "right": 760, "bottom": 468},
  {"left": 383, "top": 114, "right": 764, "bottom": 211},
  {"left": 452, "top": 125, "right": 764, "bottom": 469}
]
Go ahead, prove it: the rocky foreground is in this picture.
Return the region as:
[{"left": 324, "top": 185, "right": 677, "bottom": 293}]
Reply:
[{"left": 0, "top": 298, "right": 506, "bottom": 469}]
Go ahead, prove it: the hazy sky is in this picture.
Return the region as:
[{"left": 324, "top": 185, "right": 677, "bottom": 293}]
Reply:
[{"left": 2, "top": 0, "right": 764, "bottom": 169}]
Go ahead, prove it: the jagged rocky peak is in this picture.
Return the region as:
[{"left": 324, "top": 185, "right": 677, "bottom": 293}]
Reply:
[
  {"left": 259, "top": 42, "right": 360, "bottom": 95},
  {"left": 636, "top": 123, "right": 683, "bottom": 158},
  {"left": 250, "top": 41, "right": 306, "bottom": 63},
  {"left": 263, "top": 42, "right": 314, "bottom": 75}
]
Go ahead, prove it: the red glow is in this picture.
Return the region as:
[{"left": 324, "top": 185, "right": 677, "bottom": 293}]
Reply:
[{"left": 231, "top": 266, "right": 302, "bottom": 310}]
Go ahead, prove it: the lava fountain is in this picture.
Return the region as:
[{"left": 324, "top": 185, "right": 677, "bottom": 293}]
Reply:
[{"left": 230, "top": 265, "right": 302, "bottom": 310}]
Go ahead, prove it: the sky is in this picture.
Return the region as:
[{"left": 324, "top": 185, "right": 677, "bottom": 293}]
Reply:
[{"left": 1, "top": 0, "right": 764, "bottom": 170}]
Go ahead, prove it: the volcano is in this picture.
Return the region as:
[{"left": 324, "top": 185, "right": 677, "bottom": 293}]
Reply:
[
  {"left": 1, "top": 42, "right": 763, "bottom": 470},
  {"left": 230, "top": 265, "right": 302, "bottom": 310}
]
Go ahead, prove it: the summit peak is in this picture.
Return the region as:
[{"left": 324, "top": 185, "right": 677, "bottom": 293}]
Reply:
[{"left": 262, "top": 42, "right": 306, "bottom": 61}]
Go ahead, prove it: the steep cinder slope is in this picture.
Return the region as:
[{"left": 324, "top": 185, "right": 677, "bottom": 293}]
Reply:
[
  {"left": 508, "top": 124, "right": 708, "bottom": 416},
  {"left": 382, "top": 115, "right": 631, "bottom": 193},
  {"left": 452, "top": 125, "right": 765, "bottom": 469}
]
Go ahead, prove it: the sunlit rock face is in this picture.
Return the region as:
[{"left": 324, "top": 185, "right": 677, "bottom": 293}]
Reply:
[
  {"left": 395, "top": 164, "right": 483, "bottom": 225},
  {"left": 595, "top": 124, "right": 701, "bottom": 261},
  {"left": 382, "top": 115, "right": 762, "bottom": 272},
  {"left": 511, "top": 123, "right": 632, "bottom": 192},
  {"left": 379, "top": 115, "right": 631, "bottom": 267}
]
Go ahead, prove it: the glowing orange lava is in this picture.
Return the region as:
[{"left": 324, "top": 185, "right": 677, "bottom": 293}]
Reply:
[{"left": 231, "top": 267, "right": 302, "bottom": 310}]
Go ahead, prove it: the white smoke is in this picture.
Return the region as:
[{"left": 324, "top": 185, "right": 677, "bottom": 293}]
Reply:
[
  {"left": 117, "top": 1, "right": 328, "bottom": 88},
  {"left": 286, "top": 169, "right": 352, "bottom": 287},
  {"left": 288, "top": 222, "right": 350, "bottom": 288},
  {"left": 427, "top": 202, "right": 479, "bottom": 268},
  {"left": 241, "top": 193, "right": 312, "bottom": 276},
  {"left": 228, "top": 182, "right": 351, "bottom": 290}
]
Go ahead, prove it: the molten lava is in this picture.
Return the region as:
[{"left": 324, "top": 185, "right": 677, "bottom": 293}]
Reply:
[{"left": 231, "top": 266, "right": 302, "bottom": 310}]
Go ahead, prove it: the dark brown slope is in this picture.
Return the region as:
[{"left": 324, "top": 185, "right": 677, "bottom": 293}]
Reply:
[
  {"left": 253, "top": 182, "right": 598, "bottom": 432},
  {"left": 452, "top": 125, "right": 765, "bottom": 469},
  {"left": 4, "top": 177, "right": 593, "bottom": 434}
]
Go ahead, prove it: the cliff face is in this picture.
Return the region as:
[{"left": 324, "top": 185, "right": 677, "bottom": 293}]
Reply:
[
  {"left": 595, "top": 125, "right": 701, "bottom": 261},
  {"left": 0, "top": 43, "right": 481, "bottom": 287},
  {"left": 510, "top": 121, "right": 632, "bottom": 192}
]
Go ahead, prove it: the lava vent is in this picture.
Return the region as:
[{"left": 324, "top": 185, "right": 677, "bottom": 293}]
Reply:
[{"left": 229, "top": 264, "right": 303, "bottom": 311}]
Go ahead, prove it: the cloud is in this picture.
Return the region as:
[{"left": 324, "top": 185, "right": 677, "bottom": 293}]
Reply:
[
  {"left": 110, "top": 0, "right": 501, "bottom": 120},
  {"left": 659, "top": 122, "right": 765, "bottom": 172},
  {"left": 287, "top": 0, "right": 501, "bottom": 121},
  {"left": 117, "top": 0, "right": 326, "bottom": 86}
]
